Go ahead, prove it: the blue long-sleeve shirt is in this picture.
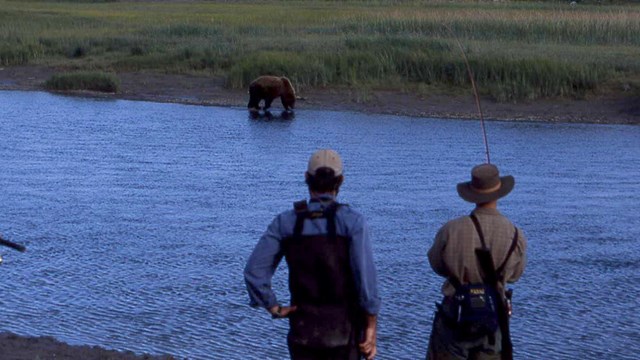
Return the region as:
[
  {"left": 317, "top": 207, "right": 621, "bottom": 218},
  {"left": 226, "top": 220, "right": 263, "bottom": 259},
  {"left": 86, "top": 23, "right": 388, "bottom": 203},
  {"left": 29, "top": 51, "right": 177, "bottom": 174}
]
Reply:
[{"left": 244, "top": 195, "right": 381, "bottom": 315}]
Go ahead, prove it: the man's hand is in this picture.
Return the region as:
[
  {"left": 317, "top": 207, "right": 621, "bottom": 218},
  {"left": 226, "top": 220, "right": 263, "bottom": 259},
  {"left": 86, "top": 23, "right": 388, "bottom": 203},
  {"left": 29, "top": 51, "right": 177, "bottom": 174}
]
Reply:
[
  {"left": 268, "top": 304, "right": 297, "bottom": 319},
  {"left": 359, "top": 314, "right": 377, "bottom": 360}
]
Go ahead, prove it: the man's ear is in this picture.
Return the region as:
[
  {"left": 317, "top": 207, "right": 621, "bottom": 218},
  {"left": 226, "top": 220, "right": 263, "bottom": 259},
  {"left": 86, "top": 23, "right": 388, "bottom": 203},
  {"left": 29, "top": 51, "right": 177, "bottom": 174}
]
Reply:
[{"left": 336, "top": 175, "right": 344, "bottom": 188}]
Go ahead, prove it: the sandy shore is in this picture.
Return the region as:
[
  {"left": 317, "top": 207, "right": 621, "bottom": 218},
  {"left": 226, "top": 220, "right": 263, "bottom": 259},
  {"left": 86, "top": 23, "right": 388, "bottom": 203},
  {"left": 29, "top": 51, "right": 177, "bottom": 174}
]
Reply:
[{"left": 1, "top": 65, "right": 638, "bottom": 125}]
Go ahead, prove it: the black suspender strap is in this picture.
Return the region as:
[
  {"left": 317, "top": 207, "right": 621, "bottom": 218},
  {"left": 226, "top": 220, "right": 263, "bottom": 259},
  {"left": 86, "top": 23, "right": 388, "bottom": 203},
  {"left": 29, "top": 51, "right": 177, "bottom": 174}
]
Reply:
[
  {"left": 293, "top": 200, "right": 308, "bottom": 213},
  {"left": 292, "top": 200, "right": 308, "bottom": 239},
  {"left": 325, "top": 202, "right": 338, "bottom": 241},
  {"left": 469, "top": 213, "right": 488, "bottom": 249},
  {"left": 469, "top": 213, "right": 519, "bottom": 279}
]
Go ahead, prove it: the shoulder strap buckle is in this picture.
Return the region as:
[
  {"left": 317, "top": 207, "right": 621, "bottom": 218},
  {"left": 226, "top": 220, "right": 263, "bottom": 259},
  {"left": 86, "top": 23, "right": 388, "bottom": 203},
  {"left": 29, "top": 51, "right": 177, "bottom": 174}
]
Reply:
[{"left": 293, "top": 200, "right": 308, "bottom": 214}]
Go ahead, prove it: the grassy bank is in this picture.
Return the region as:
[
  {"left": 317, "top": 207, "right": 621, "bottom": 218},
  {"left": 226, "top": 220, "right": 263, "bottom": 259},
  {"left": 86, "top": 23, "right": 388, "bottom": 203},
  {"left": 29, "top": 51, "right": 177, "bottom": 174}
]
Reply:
[{"left": 1, "top": 0, "right": 639, "bottom": 101}]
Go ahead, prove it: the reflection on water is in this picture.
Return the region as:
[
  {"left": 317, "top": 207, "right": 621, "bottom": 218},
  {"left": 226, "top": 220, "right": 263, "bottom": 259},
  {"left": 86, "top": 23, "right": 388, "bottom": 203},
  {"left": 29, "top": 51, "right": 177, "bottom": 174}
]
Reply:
[
  {"left": 248, "top": 109, "right": 295, "bottom": 121},
  {"left": 0, "top": 91, "right": 639, "bottom": 359}
]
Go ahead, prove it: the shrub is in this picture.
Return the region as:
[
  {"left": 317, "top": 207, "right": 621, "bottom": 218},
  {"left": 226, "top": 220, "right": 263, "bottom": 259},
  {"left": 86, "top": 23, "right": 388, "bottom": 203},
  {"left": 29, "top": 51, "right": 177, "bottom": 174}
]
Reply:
[{"left": 44, "top": 72, "right": 120, "bottom": 93}]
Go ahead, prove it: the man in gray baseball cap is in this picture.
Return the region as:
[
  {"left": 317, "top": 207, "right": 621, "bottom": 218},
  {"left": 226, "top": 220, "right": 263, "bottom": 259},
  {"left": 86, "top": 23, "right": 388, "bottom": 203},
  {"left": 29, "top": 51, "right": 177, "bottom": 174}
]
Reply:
[
  {"left": 426, "top": 163, "right": 527, "bottom": 360},
  {"left": 245, "top": 149, "right": 380, "bottom": 360}
]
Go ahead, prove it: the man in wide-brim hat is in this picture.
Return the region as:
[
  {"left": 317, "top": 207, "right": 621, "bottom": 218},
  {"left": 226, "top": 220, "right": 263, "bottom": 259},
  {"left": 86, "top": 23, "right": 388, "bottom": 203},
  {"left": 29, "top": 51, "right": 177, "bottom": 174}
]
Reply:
[{"left": 426, "top": 163, "right": 527, "bottom": 360}]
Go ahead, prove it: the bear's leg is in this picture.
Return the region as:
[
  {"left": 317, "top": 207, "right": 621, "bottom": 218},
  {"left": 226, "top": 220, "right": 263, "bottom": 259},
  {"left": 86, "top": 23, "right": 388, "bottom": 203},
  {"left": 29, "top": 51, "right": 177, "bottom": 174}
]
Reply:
[
  {"left": 248, "top": 85, "right": 265, "bottom": 110},
  {"left": 281, "top": 98, "right": 292, "bottom": 111},
  {"left": 248, "top": 93, "right": 261, "bottom": 110},
  {"left": 264, "top": 97, "right": 274, "bottom": 111}
]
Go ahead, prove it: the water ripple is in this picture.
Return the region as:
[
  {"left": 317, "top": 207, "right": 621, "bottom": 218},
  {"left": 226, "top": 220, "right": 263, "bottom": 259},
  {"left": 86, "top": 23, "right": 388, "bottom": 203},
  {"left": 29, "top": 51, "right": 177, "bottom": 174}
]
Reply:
[{"left": 0, "top": 91, "right": 639, "bottom": 359}]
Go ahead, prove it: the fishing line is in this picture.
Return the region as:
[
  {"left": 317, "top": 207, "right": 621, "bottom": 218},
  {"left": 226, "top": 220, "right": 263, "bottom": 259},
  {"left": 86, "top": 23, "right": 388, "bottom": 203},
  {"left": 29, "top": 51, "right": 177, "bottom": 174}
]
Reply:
[{"left": 444, "top": 25, "right": 491, "bottom": 164}]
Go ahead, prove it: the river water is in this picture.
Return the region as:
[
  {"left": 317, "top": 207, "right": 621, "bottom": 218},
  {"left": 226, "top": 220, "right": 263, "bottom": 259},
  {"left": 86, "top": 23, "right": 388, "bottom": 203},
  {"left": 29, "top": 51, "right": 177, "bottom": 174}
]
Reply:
[{"left": 0, "top": 91, "right": 638, "bottom": 359}]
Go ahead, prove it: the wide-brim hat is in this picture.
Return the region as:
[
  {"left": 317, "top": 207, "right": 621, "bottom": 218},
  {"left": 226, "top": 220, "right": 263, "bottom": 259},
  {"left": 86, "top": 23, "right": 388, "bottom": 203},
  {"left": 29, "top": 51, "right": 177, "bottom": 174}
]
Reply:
[{"left": 457, "top": 163, "right": 514, "bottom": 203}]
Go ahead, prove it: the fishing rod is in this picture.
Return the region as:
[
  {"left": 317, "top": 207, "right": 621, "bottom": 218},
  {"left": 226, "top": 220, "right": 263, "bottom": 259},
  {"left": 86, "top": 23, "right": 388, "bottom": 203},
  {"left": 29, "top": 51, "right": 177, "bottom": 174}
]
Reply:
[
  {"left": 0, "top": 236, "right": 26, "bottom": 252},
  {"left": 445, "top": 24, "right": 491, "bottom": 164}
]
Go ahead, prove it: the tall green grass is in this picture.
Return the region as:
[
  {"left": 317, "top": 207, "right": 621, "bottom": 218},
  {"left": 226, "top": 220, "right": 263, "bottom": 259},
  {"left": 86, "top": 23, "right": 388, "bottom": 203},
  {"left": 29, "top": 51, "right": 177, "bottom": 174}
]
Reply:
[
  {"left": 44, "top": 71, "right": 120, "bottom": 92},
  {"left": 1, "top": 0, "right": 639, "bottom": 101}
]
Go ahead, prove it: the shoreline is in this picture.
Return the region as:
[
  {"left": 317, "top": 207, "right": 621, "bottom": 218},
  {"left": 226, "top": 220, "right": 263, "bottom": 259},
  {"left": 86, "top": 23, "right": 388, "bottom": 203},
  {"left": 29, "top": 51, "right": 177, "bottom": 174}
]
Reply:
[
  {"left": 0, "top": 331, "right": 175, "bottom": 359},
  {"left": 1, "top": 66, "right": 638, "bottom": 125}
]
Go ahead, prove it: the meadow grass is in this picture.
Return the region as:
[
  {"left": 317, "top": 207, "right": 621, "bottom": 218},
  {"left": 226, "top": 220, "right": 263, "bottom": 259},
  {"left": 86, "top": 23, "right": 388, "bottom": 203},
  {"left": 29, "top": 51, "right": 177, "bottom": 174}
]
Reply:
[{"left": 1, "top": 0, "right": 639, "bottom": 101}]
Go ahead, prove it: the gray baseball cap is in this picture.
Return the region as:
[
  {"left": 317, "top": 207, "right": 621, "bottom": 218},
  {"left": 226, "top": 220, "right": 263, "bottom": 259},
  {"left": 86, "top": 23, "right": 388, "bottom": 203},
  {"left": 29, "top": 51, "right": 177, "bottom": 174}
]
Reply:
[{"left": 307, "top": 149, "right": 343, "bottom": 176}]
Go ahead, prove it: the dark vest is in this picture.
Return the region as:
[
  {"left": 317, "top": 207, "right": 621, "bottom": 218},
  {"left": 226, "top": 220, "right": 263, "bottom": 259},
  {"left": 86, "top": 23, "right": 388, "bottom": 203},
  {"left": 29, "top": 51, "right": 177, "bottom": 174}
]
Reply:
[{"left": 283, "top": 200, "right": 358, "bottom": 348}]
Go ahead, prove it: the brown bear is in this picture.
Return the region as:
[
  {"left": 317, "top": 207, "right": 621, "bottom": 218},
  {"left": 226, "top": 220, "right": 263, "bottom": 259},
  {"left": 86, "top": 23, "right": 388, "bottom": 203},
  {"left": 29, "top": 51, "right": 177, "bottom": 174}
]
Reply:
[{"left": 247, "top": 75, "right": 296, "bottom": 112}]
